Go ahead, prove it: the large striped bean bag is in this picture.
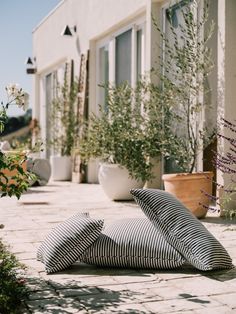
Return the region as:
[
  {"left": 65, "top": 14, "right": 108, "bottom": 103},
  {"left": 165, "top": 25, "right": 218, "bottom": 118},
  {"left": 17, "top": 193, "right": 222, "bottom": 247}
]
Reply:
[
  {"left": 81, "top": 218, "right": 185, "bottom": 269},
  {"left": 37, "top": 213, "right": 104, "bottom": 274},
  {"left": 130, "top": 188, "right": 233, "bottom": 271}
]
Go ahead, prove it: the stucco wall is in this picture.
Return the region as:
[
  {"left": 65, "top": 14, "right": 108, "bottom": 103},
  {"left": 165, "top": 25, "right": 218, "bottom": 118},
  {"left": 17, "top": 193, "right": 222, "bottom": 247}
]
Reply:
[
  {"left": 32, "top": 0, "right": 230, "bottom": 185},
  {"left": 32, "top": 0, "right": 158, "bottom": 179},
  {"left": 225, "top": 0, "right": 236, "bottom": 119},
  {"left": 217, "top": 0, "right": 236, "bottom": 188},
  {"left": 33, "top": 0, "right": 149, "bottom": 73}
]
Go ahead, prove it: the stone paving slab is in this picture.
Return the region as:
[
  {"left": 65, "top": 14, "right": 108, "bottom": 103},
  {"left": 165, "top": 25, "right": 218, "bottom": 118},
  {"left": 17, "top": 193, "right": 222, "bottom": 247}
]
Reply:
[{"left": 1, "top": 181, "right": 236, "bottom": 313}]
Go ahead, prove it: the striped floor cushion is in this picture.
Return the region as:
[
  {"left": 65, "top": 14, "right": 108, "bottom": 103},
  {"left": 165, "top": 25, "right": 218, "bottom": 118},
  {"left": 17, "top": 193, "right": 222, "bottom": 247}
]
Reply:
[
  {"left": 37, "top": 213, "right": 104, "bottom": 274},
  {"left": 80, "top": 218, "right": 185, "bottom": 269},
  {"left": 130, "top": 189, "right": 233, "bottom": 271}
]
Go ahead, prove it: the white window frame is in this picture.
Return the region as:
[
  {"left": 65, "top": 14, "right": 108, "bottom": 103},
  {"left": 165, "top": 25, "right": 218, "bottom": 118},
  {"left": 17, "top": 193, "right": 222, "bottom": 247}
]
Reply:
[
  {"left": 95, "top": 16, "right": 146, "bottom": 109},
  {"left": 40, "top": 63, "right": 66, "bottom": 158}
]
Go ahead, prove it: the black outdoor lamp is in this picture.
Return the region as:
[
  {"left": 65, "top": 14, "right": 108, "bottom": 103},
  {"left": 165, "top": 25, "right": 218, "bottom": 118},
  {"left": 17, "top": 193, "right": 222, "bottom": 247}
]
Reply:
[
  {"left": 25, "top": 57, "right": 37, "bottom": 74},
  {"left": 61, "top": 25, "right": 77, "bottom": 36}
]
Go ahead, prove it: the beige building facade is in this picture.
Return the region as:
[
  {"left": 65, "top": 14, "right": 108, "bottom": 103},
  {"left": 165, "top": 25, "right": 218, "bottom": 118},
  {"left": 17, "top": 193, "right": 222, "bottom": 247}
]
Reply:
[{"left": 30, "top": 0, "right": 236, "bottom": 185}]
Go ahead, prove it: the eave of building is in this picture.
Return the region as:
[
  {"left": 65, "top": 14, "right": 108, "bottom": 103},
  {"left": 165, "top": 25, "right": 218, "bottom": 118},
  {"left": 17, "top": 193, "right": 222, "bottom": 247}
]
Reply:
[
  {"left": 32, "top": 0, "right": 66, "bottom": 34},
  {"left": 32, "top": 0, "right": 164, "bottom": 35}
]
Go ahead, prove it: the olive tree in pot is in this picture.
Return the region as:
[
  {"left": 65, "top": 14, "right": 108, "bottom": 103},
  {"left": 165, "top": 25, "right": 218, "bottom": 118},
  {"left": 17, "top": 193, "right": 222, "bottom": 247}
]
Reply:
[
  {"left": 79, "top": 81, "right": 175, "bottom": 200},
  {"left": 49, "top": 79, "right": 79, "bottom": 181},
  {"left": 157, "top": 1, "right": 216, "bottom": 218}
]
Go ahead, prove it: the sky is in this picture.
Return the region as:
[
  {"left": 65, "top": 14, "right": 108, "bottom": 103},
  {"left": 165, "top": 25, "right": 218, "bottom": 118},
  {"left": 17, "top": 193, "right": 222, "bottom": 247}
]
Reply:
[{"left": 0, "top": 0, "right": 61, "bottom": 117}]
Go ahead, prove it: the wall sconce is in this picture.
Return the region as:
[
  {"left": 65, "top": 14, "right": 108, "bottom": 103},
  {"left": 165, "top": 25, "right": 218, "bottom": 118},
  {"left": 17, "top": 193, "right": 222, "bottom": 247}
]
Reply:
[
  {"left": 25, "top": 57, "right": 37, "bottom": 74},
  {"left": 61, "top": 25, "right": 77, "bottom": 36}
]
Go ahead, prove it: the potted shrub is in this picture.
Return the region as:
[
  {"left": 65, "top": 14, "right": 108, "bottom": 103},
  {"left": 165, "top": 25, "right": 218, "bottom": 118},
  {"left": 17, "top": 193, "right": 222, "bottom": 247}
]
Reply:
[
  {"left": 79, "top": 81, "right": 175, "bottom": 200},
  {"left": 157, "top": 1, "right": 216, "bottom": 218},
  {"left": 49, "top": 79, "right": 79, "bottom": 181}
]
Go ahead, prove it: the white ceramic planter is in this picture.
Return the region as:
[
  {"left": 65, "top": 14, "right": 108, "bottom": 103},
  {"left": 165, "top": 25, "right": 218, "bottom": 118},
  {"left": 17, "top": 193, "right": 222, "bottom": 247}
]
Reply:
[
  {"left": 50, "top": 155, "right": 72, "bottom": 181},
  {"left": 98, "top": 163, "right": 144, "bottom": 200}
]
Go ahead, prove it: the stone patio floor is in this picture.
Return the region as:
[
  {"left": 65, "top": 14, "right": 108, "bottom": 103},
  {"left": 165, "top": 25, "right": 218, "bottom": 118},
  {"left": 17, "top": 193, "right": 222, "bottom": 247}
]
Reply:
[{"left": 1, "top": 181, "right": 236, "bottom": 314}]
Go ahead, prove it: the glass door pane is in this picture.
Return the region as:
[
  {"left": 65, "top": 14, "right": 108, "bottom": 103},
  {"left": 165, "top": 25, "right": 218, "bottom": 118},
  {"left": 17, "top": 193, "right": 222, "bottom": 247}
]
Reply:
[
  {"left": 98, "top": 45, "right": 109, "bottom": 109},
  {"left": 115, "top": 29, "right": 132, "bottom": 85},
  {"left": 136, "top": 29, "right": 143, "bottom": 82},
  {"left": 163, "top": 0, "right": 196, "bottom": 173},
  {"left": 45, "top": 73, "right": 52, "bottom": 158}
]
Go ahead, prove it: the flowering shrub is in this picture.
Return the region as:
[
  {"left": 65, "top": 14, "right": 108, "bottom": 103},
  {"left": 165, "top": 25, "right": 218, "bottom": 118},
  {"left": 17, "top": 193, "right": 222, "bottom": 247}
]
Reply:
[{"left": 0, "top": 84, "right": 33, "bottom": 199}]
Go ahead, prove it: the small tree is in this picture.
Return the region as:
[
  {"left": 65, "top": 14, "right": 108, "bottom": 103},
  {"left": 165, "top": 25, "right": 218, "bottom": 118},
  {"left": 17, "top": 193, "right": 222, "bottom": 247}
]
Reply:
[{"left": 154, "top": 0, "right": 215, "bottom": 173}]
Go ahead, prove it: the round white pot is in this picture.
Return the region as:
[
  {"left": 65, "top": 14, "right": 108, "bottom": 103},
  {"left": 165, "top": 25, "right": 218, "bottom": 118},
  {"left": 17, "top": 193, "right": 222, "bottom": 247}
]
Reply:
[
  {"left": 98, "top": 163, "right": 144, "bottom": 200},
  {"left": 50, "top": 155, "right": 72, "bottom": 181}
]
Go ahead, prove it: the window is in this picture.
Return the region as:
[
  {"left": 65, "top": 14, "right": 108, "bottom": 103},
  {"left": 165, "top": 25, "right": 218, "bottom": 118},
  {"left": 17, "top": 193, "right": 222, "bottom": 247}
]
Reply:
[
  {"left": 162, "top": 0, "right": 198, "bottom": 173},
  {"left": 98, "top": 45, "right": 109, "bottom": 109},
  {"left": 136, "top": 28, "right": 143, "bottom": 82},
  {"left": 44, "top": 64, "right": 66, "bottom": 157},
  {"left": 45, "top": 72, "right": 57, "bottom": 158},
  {"left": 115, "top": 29, "right": 132, "bottom": 85},
  {"left": 96, "top": 20, "right": 145, "bottom": 108}
]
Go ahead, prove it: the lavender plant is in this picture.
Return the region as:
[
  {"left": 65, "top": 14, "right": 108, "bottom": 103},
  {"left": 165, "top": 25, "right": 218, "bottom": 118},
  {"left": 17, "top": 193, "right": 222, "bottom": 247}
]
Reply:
[{"left": 214, "top": 118, "right": 236, "bottom": 219}]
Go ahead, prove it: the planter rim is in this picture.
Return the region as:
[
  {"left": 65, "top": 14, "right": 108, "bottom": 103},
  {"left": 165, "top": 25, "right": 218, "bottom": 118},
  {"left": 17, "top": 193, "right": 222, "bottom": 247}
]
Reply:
[
  {"left": 99, "top": 162, "right": 124, "bottom": 169},
  {"left": 3, "top": 150, "right": 26, "bottom": 155},
  {"left": 50, "top": 155, "right": 71, "bottom": 159},
  {"left": 162, "top": 171, "right": 213, "bottom": 181},
  {"left": 99, "top": 162, "right": 144, "bottom": 184}
]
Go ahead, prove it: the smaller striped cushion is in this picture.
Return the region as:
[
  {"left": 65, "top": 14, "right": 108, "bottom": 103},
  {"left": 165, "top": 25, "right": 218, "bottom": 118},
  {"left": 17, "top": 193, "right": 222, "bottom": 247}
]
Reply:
[
  {"left": 130, "top": 189, "right": 233, "bottom": 271},
  {"left": 80, "top": 218, "right": 185, "bottom": 269},
  {"left": 37, "top": 213, "right": 104, "bottom": 274}
]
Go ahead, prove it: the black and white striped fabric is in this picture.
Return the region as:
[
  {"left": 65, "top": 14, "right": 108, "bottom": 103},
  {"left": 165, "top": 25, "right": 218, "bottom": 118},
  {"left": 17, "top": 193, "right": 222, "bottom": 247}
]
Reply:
[
  {"left": 80, "top": 218, "right": 185, "bottom": 269},
  {"left": 37, "top": 213, "right": 104, "bottom": 274},
  {"left": 130, "top": 189, "right": 233, "bottom": 271}
]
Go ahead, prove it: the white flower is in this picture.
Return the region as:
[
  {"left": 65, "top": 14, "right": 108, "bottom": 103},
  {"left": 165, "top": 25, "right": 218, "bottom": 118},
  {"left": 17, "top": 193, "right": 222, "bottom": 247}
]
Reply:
[
  {"left": 5, "top": 83, "right": 29, "bottom": 111},
  {"left": 16, "top": 92, "right": 29, "bottom": 111},
  {"left": 23, "top": 92, "right": 29, "bottom": 110},
  {"left": 5, "top": 83, "right": 20, "bottom": 98}
]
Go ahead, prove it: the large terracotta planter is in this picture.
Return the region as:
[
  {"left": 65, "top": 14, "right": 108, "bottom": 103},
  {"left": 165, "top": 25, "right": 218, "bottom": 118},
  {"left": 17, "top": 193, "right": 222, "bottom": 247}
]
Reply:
[
  {"left": 162, "top": 171, "right": 213, "bottom": 218},
  {"left": 98, "top": 163, "right": 144, "bottom": 200}
]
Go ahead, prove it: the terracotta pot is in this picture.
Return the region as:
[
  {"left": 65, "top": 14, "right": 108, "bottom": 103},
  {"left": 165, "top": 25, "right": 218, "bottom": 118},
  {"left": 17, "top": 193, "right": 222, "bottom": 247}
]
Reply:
[
  {"left": 0, "top": 151, "right": 27, "bottom": 186},
  {"left": 162, "top": 171, "right": 213, "bottom": 218}
]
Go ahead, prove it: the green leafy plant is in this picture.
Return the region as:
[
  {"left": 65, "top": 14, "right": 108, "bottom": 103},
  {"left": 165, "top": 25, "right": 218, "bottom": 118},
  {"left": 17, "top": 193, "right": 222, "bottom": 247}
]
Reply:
[
  {"left": 211, "top": 118, "right": 236, "bottom": 219},
  {"left": 49, "top": 79, "right": 79, "bottom": 156},
  {"left": 79, "top": 81, "right": 177, "bottom": 182},
  {"left": 0, "top": 84, "right": 34, "bottom": 199},
  {"left": 0, "top": 240, "right": 29, "bottom": 314},
  {"left": 154, "top": 0, "right": 215, "bottom": 173}
]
